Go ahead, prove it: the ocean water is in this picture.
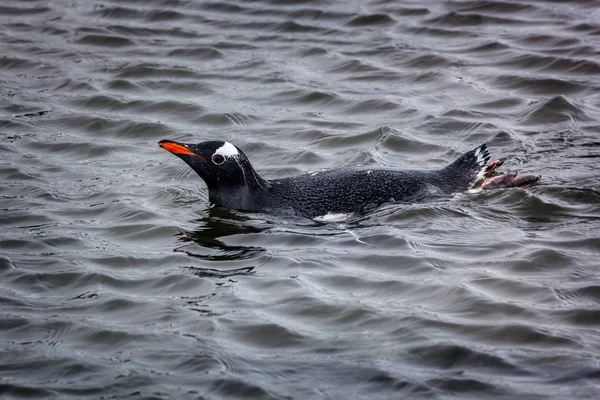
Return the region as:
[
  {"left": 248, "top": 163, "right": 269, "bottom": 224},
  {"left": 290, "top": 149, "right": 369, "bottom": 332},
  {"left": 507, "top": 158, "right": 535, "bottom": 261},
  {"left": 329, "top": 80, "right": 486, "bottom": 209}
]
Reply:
[{"left": 1, "top": 0, "right": 600, "bottom": 398}]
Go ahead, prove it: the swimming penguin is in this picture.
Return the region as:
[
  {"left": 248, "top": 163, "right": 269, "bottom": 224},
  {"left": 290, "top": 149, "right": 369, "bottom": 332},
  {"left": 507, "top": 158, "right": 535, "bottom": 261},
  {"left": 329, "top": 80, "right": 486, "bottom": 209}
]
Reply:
[{"left": 158, "top": 140, "right": 540, "bottom": 218}]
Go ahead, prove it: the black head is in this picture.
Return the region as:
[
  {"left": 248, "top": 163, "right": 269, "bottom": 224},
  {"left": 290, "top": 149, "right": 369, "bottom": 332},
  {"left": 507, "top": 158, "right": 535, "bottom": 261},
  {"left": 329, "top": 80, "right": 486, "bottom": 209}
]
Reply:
[{"left": 158, "top": 139, "right": 269, "bottom": 209}]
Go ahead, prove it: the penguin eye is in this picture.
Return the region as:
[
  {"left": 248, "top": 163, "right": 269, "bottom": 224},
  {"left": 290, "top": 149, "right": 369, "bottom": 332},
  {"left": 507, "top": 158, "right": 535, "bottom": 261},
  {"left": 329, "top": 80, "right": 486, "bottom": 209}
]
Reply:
[{"left": 212, "top": 153, "right": 225, "bottom": 165}]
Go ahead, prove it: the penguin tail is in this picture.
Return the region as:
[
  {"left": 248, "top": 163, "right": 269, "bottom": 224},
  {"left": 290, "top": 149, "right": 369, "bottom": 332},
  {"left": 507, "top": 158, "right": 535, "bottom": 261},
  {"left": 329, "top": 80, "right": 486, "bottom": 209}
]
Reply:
[{"left": 444, "top": 143, "right": 490, "bottom": 180}]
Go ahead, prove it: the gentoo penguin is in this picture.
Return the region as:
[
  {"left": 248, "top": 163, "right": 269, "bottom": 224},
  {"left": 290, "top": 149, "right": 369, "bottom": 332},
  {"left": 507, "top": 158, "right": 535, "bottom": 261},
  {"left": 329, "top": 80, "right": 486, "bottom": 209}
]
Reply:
[{"left": 158, "top": 140, "right": 540, "bottom": 218}]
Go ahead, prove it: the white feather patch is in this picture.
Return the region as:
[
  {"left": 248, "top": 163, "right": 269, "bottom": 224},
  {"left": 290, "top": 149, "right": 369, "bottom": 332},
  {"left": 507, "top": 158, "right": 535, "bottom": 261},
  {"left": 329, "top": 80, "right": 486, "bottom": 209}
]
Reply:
[
  {"left": 215, "top": 141, "right": 238, "bottom": 157},
  {"left": 474, "top": 145, "right": 490, "bottom": 181},
  {"left": 474, "top": 146, "right": 488, "bottom": 167},
  {"left": 313, "top": 212, "right": 352, "bottom": 223}
]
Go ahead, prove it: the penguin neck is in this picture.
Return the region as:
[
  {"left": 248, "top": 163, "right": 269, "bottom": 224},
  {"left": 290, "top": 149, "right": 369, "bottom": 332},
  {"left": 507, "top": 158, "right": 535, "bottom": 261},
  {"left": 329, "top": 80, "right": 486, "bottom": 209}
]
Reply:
[
  {"left": 208, "top": 165, "right": 271, "bottom": 211},
  {"left": 239, "top": 162, "right": 270, "bottom": 192}
]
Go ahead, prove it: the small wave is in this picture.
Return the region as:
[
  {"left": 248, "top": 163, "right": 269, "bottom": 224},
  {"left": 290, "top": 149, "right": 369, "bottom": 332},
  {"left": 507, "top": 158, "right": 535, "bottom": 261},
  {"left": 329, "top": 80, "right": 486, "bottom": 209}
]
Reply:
[
  {"left": 451, "top": 0, "right": 535, "bottom": 14},
  {"left": 144, "top": 9, "right": 186, "bottom": 22},
  {"left": 0, "top": 5, "right": 50, "bottom": 16},
  {"left": 346, "top": 14, "right": 395, "bottom": 27},
  {"left": 426, "top": 11, "right": 528, "bottom": 27},
  {"left": 406, "top": 26, "right": 478, "bottom": 38},
  {"left": 326, "top": 59, "right": 387, "bottom": 75},
  {"left": 273, "top": 88, "right": 344, "bottom": 107},
  {"left": 520, "top": 95, "right": 591, "bottom": 125},
  {"left": 167, "top": 46, "right": 225, "bottom": 59},
  {"left": 75, "top": 34, "right": 135, "bottom": 47},
  {"left": 0, "top": 56, "right": 44, "bottom": 71},
  {"left": 113, "top": 63, "right": 202, "bottom": 79},
  {"left": 492, "top": 75, "right": 586, "bottom": 96},
  {"left": 92, "top": 6, "right": 141, "bottom": 20},
  {"left": 273, "top": 20, "right": 329, "bottom": 34}
]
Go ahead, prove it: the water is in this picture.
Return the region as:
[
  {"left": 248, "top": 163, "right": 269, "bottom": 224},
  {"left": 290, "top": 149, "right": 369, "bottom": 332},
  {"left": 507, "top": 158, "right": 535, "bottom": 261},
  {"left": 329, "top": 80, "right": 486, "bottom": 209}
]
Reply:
[{"left": 1, "top": 0, "right": 600, "bottom": 398}]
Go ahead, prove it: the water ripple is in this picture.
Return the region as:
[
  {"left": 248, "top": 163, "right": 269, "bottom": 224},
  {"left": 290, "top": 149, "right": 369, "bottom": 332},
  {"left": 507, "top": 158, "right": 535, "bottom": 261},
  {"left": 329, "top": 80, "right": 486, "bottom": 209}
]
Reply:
[{"left": 1, "top": 0, "right": 600, "bottom": 398}]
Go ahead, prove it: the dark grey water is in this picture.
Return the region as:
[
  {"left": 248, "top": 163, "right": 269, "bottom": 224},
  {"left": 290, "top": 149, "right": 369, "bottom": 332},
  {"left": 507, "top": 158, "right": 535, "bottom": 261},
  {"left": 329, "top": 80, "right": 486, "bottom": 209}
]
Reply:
[{"left": 2, "top": 0, "right": 600, "bottom": 398}]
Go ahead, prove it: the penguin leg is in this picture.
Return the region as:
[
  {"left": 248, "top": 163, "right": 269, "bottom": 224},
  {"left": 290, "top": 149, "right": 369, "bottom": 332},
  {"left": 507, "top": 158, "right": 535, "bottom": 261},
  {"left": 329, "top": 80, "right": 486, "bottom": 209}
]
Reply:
[
  {"left": 483, "top": 158, "right": 505, "bottom": 177},
  {"left": 480, "top": 172, "right": 541, "bottom": 191}
]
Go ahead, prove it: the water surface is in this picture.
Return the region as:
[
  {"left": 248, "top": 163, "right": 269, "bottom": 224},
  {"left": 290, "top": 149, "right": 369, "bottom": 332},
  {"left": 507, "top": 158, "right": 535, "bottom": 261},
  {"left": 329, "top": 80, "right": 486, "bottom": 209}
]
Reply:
[{"left": 1, "top": 0, "right": 600, "bottom": 398}]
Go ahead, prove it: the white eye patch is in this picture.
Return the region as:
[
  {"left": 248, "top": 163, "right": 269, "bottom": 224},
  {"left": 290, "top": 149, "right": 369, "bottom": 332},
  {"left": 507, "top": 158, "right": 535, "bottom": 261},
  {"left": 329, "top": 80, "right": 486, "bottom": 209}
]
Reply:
[{"left": 215, "top": 141, "right": 238, "bottom": 157}]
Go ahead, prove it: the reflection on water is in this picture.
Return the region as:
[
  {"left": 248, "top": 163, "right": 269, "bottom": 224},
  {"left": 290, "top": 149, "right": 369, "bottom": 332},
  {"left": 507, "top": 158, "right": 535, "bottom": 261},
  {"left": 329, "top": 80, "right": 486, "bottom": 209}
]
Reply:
[{"left": 174, "top": 208, "right": 269, "bottom": 262}]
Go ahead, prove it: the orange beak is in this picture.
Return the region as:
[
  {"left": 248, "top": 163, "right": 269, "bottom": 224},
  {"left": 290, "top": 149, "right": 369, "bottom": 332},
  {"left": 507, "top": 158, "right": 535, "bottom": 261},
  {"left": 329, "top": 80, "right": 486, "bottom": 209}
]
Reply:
[{"left": 158, "top": 140, "right": 202, "bottom": 158}]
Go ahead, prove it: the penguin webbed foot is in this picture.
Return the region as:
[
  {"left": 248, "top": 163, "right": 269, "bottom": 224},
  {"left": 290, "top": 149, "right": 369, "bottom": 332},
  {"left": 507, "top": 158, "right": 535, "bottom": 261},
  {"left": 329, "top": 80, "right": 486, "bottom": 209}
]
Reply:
[{"left": 480, "top": 172, "right": 541, "bottom": 191}]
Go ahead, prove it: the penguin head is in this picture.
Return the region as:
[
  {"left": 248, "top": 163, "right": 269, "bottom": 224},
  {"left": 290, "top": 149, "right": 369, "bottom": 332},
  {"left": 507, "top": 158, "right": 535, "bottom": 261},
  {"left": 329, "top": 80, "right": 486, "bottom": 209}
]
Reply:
[{"left": 158, "top": 139, "right": 268, "bottom": 206}]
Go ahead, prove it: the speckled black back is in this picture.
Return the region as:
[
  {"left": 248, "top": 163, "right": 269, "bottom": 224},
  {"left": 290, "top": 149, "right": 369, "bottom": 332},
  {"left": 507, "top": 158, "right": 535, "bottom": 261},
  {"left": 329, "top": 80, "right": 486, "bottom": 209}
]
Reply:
[
  {"left": 267, "top": 168, "right": 438, "bottom": 217},
  {"left": 259, "top": 144, "right": 490, "bottom": 217}
]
